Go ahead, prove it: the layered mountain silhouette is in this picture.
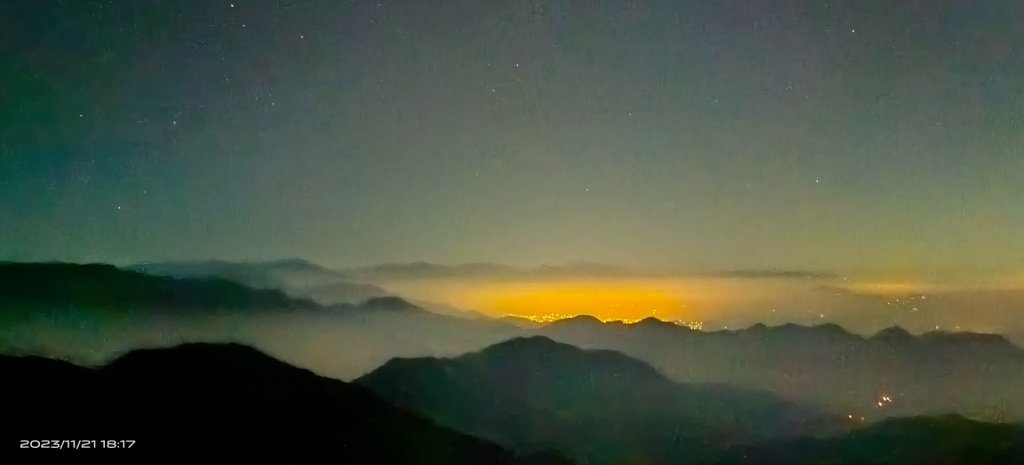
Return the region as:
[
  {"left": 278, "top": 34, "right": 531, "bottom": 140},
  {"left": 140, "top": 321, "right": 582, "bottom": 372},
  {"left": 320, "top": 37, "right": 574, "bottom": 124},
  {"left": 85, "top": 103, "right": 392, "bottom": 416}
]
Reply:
[
  {"left": 345, "top": 296, "right": 424, "bottom": 313},
  {"left": 6, "top": 261, "right": 1024, "bottom": 427},
  {"left": 0, "top": 262, "right": 315, "bottom": 311},
  {"left": 1, "top": 343, "right": 572, "bottom": 464},
  {"left": 357, "top": 336, "right": 841, "bottom": 465},
  {"left": 540, "top": 317, "right": 1024, "bottom": 421},
  {"left": 0, "top": 262, "right": 428, "bottom": 315},
  {"left": 0, "top": 262, "right": 523, "bottom": 380},
  {"left": 714, "top": 415, "right": 1024, "bottom": 465},
  {"left": 133, "top": 259, "right": 484, "bottom": 317},
  {"left": 132, "top": 259, "right": 391, "bottom": 305}
]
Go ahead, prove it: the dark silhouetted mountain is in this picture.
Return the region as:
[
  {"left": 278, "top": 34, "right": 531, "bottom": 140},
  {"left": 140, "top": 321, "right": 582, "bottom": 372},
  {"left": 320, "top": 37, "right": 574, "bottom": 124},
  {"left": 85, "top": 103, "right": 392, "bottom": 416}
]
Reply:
[
  {"left": 358, "top": 296, "right": 423, "bottom": 312},
  {"left": 545, "top": 314, "right": 605, "bottom": 332},
  {"left": 0, "top": 262, "right": 525, "bottom": 381},
  {"left": 870, "top": 325, "right": 915, "bottom": 344},
  {"left": 539, "top": 319, "right": 1024, "bottom": 421},
  {"left": 1, "top": 343, "right": 573, "bottom": 465},
  {"left": 132, "top": 259, "right": 391, "bottom": 305},
  {"left": 919, "top": 329, "right": 1014, "bottom": 346},
  {"left": 714, "top": 415, "right": 1024, "bottom": 465},
  {"left": 323, "top": 297, "right": 427, "bottom": 316},
  {"left": 0, "top": 262, "right": 429, "bottom": 316},
  {"left": 0, "top": 262, "right": 315, "bottom": 311},
  {"left": 357, "top": 336, "right": 838, "bottom": 465},
  {"left": 133, "top": 258, "right": 337, "bottom": 287},
  {"left": 301, "top": 281, "right": 394, "bottom": 305},
  {"left": 133, "top": 259, "right": 485, "bottom": 319}
]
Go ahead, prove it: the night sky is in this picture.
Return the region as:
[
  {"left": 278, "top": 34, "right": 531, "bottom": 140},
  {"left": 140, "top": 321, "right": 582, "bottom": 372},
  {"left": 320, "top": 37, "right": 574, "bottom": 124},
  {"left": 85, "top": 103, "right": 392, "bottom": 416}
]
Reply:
[{"left": 2, "top": 1, "right": 1023, "bottom": 328}]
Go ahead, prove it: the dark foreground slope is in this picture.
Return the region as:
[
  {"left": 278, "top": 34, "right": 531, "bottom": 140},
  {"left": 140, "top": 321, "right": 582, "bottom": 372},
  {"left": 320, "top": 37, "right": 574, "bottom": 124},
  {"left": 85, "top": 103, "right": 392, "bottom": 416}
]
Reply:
[
  {"left": 714, "top": 415, "right": 1024, "bottom": 465},
  {"left": 0, "top": 343, "right": 571, "bottom": 465},
  {"left": 358, "top": 336, "right": 841, "bottom": 465}
]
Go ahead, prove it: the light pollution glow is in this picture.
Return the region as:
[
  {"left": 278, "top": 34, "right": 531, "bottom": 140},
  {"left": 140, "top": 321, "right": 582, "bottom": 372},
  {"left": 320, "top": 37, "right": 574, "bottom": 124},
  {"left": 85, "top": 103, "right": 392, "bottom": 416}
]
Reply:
[
  {"left": 369, "top": 273, "right": 1024, "bottom": 341},
  {"left": 504, "top": 312, "right": 705, "bottom": 330},
  {"left": 381, "top": 277, "right": 782, "bottom": 323}
]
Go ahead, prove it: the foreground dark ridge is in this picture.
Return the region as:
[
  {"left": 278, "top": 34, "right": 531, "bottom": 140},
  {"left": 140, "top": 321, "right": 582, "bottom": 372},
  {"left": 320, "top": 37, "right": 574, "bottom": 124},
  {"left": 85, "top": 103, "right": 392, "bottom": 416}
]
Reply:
[
  {"left": 358, "top": 336, "right": 1024, "bottom": 465},
  {"left": 0, "top": 343, "right": 571, "bottom": 464},
  {"left": 358, "top": 336, "right": 842, "bottom": 465},
  {"left": 2, "top": 341, "right": 1022, "bottom": 464}
]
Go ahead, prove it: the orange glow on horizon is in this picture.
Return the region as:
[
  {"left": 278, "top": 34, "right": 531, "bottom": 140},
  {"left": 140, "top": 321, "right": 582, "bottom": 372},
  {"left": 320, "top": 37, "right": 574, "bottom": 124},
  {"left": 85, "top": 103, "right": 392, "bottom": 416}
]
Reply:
[
  {"left": 464, "top": 281, "right": 696, "bottom": 322},
  {"left": 504, "top": 312, "right": 705, "bottom": 329},
  {"left": 379, "top": 276, "right": 810, "bottom": 322}
]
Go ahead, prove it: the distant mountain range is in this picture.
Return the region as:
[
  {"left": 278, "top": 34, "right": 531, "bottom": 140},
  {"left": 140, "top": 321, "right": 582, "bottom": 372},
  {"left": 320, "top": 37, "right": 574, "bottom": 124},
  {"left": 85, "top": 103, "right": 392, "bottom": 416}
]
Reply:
[
  {"left": 0, "top": 262, "right": 315, "bottom": 311},
  {"left": 0, "top": 262, "right": 439, "bottom": 316},
  {"left": 131, "top": 258, "right": 391, "bottom": 305},
  {"left": 4, "top": 261, "right": 1024, "bottom": 425},
  {"left": 357, "top": 336, "right": 842, "bottom": 465},
  {"left": 540, "top": 316, "right": 1024, "bottom": 421},
  {"left": 0, "top": 262, "right": 522, "bottom": 378},
  {"left": 132, "top": 259, "right": 484, "bottom": 317},
  {"left": 1, "top": 342, "right": 572, "bottom": 464}
]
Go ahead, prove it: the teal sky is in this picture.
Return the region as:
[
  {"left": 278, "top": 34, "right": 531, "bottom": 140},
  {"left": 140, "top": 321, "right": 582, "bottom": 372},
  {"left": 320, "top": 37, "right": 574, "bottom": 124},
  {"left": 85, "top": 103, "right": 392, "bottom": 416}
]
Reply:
[{"left": 2, "top": 0, "right": 1022, "bottom": 283}]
